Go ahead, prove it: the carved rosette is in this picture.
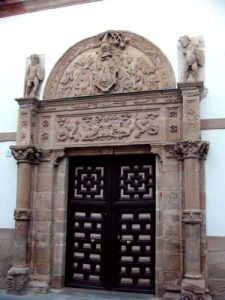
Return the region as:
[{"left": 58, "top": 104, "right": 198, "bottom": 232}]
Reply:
[
  {"left": 10, "top": 145, "right": 41, "bottom": 163},
  {"left": 174, "top": 141, "right": 209, "bottom": 160},
  {"left": 183, "top": 210, "right": 202, "bottom": 224},
  {"left": 14, "top": 209, "right": 32, "bottom": 221}
]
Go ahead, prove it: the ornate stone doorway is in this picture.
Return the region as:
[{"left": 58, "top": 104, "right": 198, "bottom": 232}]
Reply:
[
  {"left": 65, "top": 154, "right": 155, "bottom": 293},
  {"left": 7, "top": 30, "right": 212, "bottom": 299}
]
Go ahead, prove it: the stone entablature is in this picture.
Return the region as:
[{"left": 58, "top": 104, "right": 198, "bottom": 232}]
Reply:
[{"left": 16, "top": 89, "right": 183, "bottom": 150}]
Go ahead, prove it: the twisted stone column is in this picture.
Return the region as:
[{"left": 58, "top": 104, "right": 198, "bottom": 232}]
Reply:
[
  {"left": 7, "top": 145, "right": 41, "bottom": 294},
  {"left": 175, "top": 141, "right": 212, "bottom": 300}
]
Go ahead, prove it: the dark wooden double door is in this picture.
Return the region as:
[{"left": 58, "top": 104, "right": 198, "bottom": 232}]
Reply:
[{"left": 65, "top": 155, "right": 155, "bottom": 293}]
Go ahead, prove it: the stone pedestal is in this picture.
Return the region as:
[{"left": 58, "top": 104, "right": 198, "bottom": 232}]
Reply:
[{"left": 7, "top": 145, "right": 41, "bottom": 294}]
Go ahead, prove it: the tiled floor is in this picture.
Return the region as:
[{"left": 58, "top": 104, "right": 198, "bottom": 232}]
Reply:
[{"left": 0, "top": 288, "right": 161, "bottom": 300}]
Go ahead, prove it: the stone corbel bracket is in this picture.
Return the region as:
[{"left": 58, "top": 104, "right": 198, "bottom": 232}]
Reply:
[{"left": 53, "top": 149, "right": 66, "bottom": 166}]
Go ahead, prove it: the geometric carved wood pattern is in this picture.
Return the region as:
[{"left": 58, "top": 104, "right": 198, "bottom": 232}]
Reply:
[
  {"left": 119, "top": 165, "right": 154, "bottom": 200},
  {"left": 74, "top": 166, "right": 104, "bottom": 200},
  {"left": 65, "top": 155, "right": 155, "bottom": 293}
]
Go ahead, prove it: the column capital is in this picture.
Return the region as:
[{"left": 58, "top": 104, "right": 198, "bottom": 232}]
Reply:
[
  {"left": 10, "top": 145, "right": 41, "bottom": 163},
  {"left": 174, "top": 140, "right": 209, "bottom": 160}
]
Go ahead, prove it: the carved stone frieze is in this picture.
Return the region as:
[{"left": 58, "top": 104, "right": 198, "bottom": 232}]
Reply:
[
  {"left": 183, "top": 210, "right": 202, "bottom": 224},
  {"left": 44, "top": 31, "right": 175, "bottom": 99},
  {"left": 174, "top": 141, "right": 209, "bottom": 160},
  {"left": 10, "top": 145, "right": 41, "bottom": 163},
  {"left": 14, "top": 209, "right": 32, "bottom": 221},
  {"left": 55, "top": 111, "right": 160, "bottom": 144}
]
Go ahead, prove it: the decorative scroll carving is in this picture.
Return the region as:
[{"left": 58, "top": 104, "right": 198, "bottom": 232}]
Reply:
[
  {"left": 10, "top": 145, "right": 41, "bottom": 163},
  {"left": 44, "top": 31, "right": 175, "bottom": 99},
  {"left": 183, "top": 210, "right": 202, "bottom": 224},
  {"left": 174, "top": 141, "right": 209, "bottom": 160},
  {"left": 14, "top": 209, "right": 32, "bottom": 221},
  {"left": 56, "top": 112, "right": 159, "bottom": 143},
  {"left": 7, "top": 267, "right": 29, "bottom": 294}
]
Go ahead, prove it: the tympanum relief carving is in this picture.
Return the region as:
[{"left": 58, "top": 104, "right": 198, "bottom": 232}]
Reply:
[{"left": 44, "top": 30, "right": 175, "bottom": 99}]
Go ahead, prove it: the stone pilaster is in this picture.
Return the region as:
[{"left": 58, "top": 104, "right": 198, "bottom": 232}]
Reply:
[
  {"left": 178, "top": 82, "right": 203, "bottom": 141},
  {"left": 7, "top": 145, "right": 41, "bottom": 295},
  {"left": 174, "top": 140, "right": 212, "bottom": 300}
]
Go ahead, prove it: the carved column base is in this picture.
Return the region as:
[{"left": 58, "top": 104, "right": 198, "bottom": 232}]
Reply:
[
  {"left": 27, "top": 280, "right": 49, "bottom": 294},
  {"left": 163, "top": 286, "right": 181, "bottom": 299},
  {"left": 7, "top": 266, "right": 29, "bottom": 295},
  {"left": 181, "top": 278, "right": 213, "bottom": 300}
]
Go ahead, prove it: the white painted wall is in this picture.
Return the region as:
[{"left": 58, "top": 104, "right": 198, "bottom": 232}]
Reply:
[
  {"left": 201, "top": 130, "right": 225, "bottom": 236},
  {"left": 0, "top": 0, "right": 225, "bottom": 232},
  {"left": 0, "top": 142, "right": 17, "bottom": 228}
]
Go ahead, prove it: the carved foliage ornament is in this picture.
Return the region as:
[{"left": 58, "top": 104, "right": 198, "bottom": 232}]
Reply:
[
  {"left": 14, "top": 209, "right": 32, "bottom": 221},
  {"left": 7, "top": 266, "right": 29, "bottom": 294},
  {"left": 174, "top": 141, "right": 209, "bottom": 160},
  {"left": 10, "top": 145, "right": 41, "bottom": 162},
  {"left": 56, "top": 112, "right": 159, "bottom": 143},
  {"left": 44, "top": 30, "right": 175, "bottom": 99}
]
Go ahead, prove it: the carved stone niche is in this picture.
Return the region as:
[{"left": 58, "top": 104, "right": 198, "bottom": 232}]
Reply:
[{"left": 44, "top": 30, "right": 176, "bottom": 99}]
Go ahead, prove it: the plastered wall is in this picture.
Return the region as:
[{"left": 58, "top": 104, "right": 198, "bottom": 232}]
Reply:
[{"left": 0, "top": 0, "right": 225, "bottom": 235}]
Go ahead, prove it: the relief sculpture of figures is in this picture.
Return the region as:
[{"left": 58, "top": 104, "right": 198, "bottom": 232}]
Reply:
[
  {"left": 24, "top": 54, "right": 45, "bottom": 98},
  {"left": 178, "top": 35, "right": 204, "bottom": 82}
]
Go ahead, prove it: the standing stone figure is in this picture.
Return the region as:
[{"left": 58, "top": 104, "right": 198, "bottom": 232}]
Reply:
[
  {"left": 24, "top": 54, "right": 45, "bottom": 98},
  {"left": 178, "top": 35, "right": 204, "bottom": 82}
]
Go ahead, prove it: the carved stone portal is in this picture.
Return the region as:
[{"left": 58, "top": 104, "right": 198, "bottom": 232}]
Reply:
[
  {"left": 10, "top": 30, "right": 212, "bottom": 299},
  {"left": 44, "top": 30, "right": 176, "bottom": 99}
]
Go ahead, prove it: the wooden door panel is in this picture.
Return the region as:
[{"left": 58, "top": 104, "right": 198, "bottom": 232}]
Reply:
[{"left": 65, "top": 155, "right": 155, "bottom": 293}]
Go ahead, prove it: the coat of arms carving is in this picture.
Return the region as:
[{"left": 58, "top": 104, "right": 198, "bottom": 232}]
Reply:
[{"left": 44, "top": 31, "right": 175, "bottom": 99}]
